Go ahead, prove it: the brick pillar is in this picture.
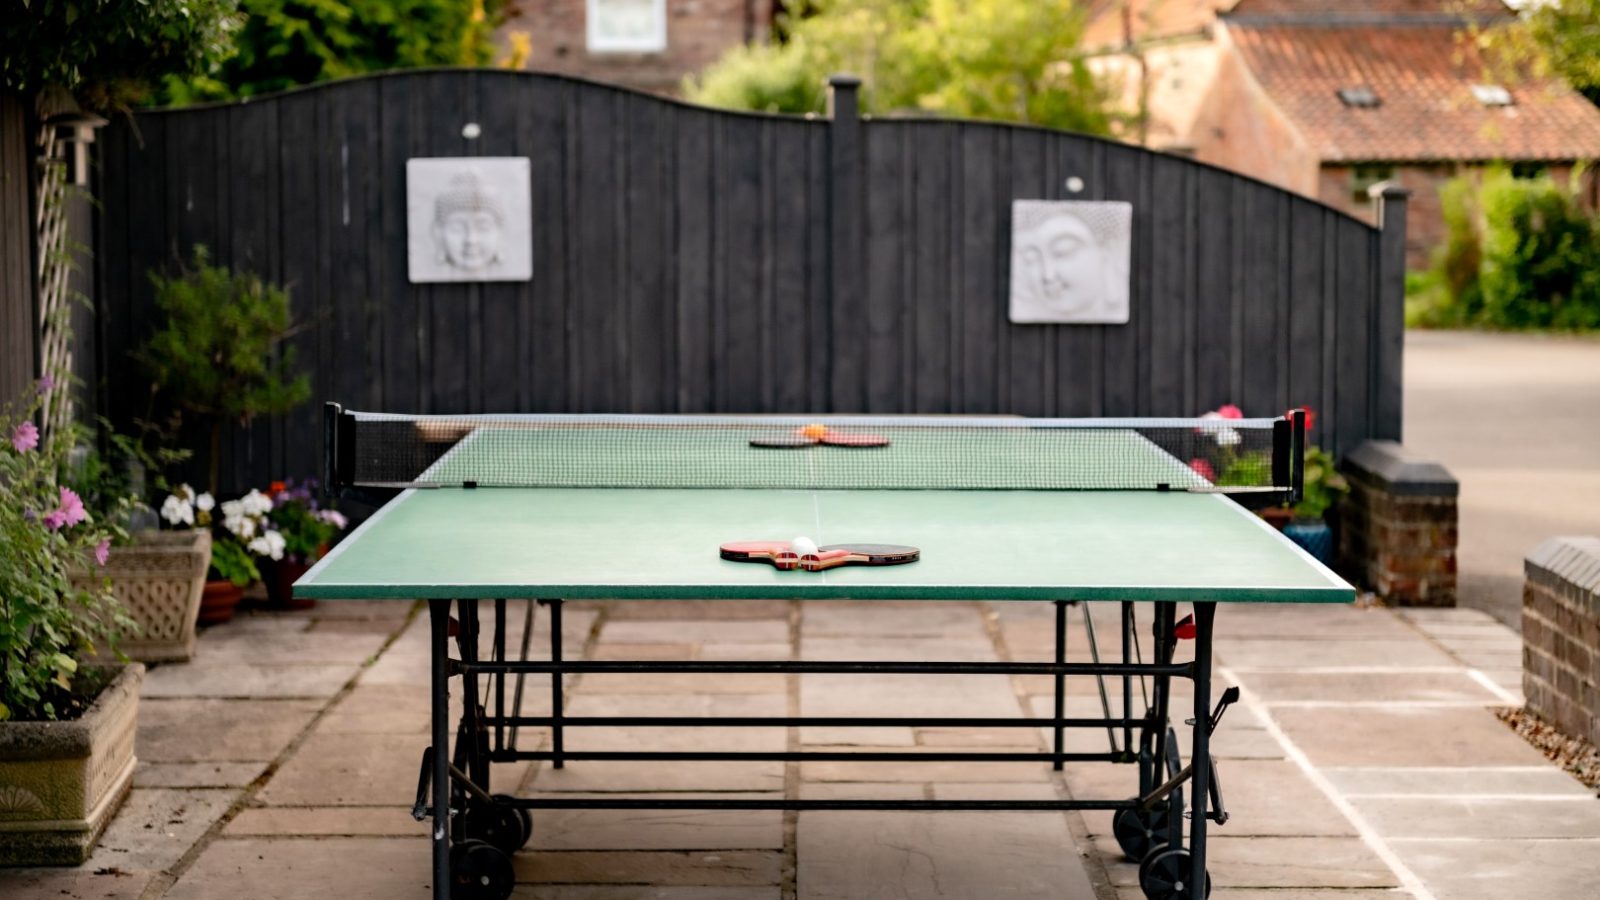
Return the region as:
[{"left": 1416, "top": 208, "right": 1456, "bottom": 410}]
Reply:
[
  {"left": 1523, "top": 537, "right": 1600, "bottom": 747},
  {"left": 1338, "top": 440, "right": 1458, "bottom": 607}
]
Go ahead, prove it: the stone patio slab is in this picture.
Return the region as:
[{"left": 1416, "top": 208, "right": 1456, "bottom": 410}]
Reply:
[
  {"left": 1393, "top": 837, "right": 1600, "bottom": 900},
  {"left": 140, "top": 663, "right": 356, "bottom": 699},
  {"left": 1242, "top": 671, "right": 1499, "bottom": 704},
  {"left": 0, "top": 868, "right": 153, "bottom": 899},
  {"left": 223, "top": 806, "right": 422, "bottom": 837},
  {"left": 801, "top": 601, "right": 987, "bottom": 638},
  {"left": 599, "top": 619, "right": 790, "bottom": 645},
  {"left": 799, "top": 726, "right": 917, "bottom": 746},
  {"left": 1270, "top": 707, "right": 1553, "bottom": 767},
  {"left": 799, "top": 635, "right": 997, "bottom": 661},
  {"left": 258, "top": 732, "right": 530, "bottom": 806},
  {"left": 573, "top": 673, "right": 786, "bottom": 695},
  {"left": 137, "top": 698, "right": 322, "bottom": 761},
  {"left": 565, "top": 692, "right": 787, "bottom": 719},
  {"left": 530, "top": 807, "right": 784, "bottom": 850},
  {"left": 1095, "top": 835, "right": 1398, "bottom": 888},
  {"left": 802, "top": 674, "right": 1020, "bottom": 718},
  {"left": 797, "top": 811, "right": 1095, "bottom": 899},
  {"left": 1350, "top": 795, "right": 1600, "bottom": 839},
  {"left": 532, "top": 761, "right": 784, "bottom": 793},
  {"left": 189, "top": 629, "right": 391, "bottom": 664},
  {"left": 1218, "top": 639, "right": 1456, "bottom": 669},
  {"left": 162, "top": 838, "right": 430, "bottom": 900},
  {"left": 595, "top": 599, "right": 790, "bottom": 620},
  {"left": 1322, "top": 766, "right": 1591, "bottom": 796},
  {"left": 696, "top": 642, "right": 793, "bottom": 661},
  {"left": 1065, "top": 758, "right": 1353, "bottom": 838},
  {"left": 522, "top": 888, "right": 780, "bottom": 900},
  {"left": 515, "top": 850, "right": 783, "bottom": 886},
  {"left": 134, "top": 761, "right": 269, "bottom": 788},
  {"left": 84, "top": 788, "right": 237, "bottom": 873}
]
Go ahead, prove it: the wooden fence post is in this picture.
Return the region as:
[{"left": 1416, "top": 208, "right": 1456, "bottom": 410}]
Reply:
[
  {"left": 1369, "top": 181, "right": 1409, "bottom": 442},
  {"left": 827, "top": 74, "right": 863, "bottom": 411}
]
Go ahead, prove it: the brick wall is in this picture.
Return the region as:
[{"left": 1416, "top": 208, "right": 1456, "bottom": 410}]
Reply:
[
  {"left": 1318, "top": 163, "right": 1590, "bottom": 270},
  {"left": 1523, "top": 537, "right": 1600, "bottom": 748},
  {"left": 500, "top": 0, "right": 772, "bottom": 95},
  {"left": 1338, "top": 441, "right": 1458, "bottom": 607},
  {"left": 1188, "top": 37, "right": 1320, "bottom": 195}
]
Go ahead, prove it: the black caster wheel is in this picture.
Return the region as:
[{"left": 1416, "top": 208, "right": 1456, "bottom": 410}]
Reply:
[
  {"left": 464, "top": 795, "right": 531, "bottom": 853},
  {"left": 1113, "top": 805, "right": 1171, "bottom": 861},
  {"left": 1138, "top": 846, "right": 1211, "bottom": 900},
  {"left": 450, "top": 839, "right": 516, "bottom": 900}
]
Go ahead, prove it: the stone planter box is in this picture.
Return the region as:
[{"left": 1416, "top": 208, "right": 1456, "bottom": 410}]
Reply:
[
  {"left": 0, "top": 664, "right": 143, "bottom": 866},
  {"left": 75, "top": 530, "right": 211, "bottom": 663}
]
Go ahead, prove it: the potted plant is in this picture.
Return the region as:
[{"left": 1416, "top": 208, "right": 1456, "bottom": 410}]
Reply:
[
  {"left": 66, "top": 433, "right": 212, "bottom": 663},
  {"left": 136, "top": 245, "right": 310, "bottom": 496},
  {"left": 261, "top": 479, "right": 347, "bottom": 610},
  {"left": 1, "top": 390, "right": 140, "bottom": 866},
  {"left": 1281, "top": 445, "right": 1348, "bottom": 565}
]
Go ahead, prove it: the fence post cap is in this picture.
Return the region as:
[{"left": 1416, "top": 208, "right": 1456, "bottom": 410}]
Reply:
[
  {"left": 1367, "top": 180, "right": 1411, "bottom": 201},
  {"left": 828, "top": 74, "right": 863, "bottom": 89}
]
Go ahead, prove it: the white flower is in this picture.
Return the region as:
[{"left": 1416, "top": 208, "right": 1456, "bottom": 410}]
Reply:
[
  {"left": 160, "top": 494, "right": 193, "bottom": 526},
  {"left": 1198, "top": 412, "right": 1241, "bottom": 447},
  {"left": 240, "top": 488, "right": 273, "bottom": 516},
  {"left": 220, "top": 499, "right": 243, "bottom": 520},
  {"left": 195, "top": 493, "right": 215, "bottom": 512},
  {"left": 249, "top": 530, "right": 287, "bottom": 561},
  {"left": 317, "top": 510, "right": 349, "bottom": 530}
]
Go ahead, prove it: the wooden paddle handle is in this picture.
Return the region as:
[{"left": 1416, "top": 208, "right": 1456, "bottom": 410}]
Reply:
[{"left": 800, "top": 549, "right": 854, "bottom": 572}]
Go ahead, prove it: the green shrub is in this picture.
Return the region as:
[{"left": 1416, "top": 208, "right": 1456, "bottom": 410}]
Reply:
[
  {"left": 683, "top": 38, "right": 829, "bottom": 115},
  {"left": 1416, "top": 168, "right": 1600, "bottom": 331},
  {"left": 1478, "top": 169, "right": 1600, "bottom": 330},
  {"left": 137, "top": 246, "right": 310, "bottom": 493}
]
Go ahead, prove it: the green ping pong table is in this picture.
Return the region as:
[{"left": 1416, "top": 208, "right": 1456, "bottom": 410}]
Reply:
[{"left": 297, "top": 405, "right": 1354, "bottom": 900}]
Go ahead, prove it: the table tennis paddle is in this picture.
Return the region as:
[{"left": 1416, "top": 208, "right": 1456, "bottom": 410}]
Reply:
[
  {"left": 720, "top": 541, "right": 919, "bottom": 571},
  {"left": 748, "top": 427, "right": 891, "bottom": 449}
]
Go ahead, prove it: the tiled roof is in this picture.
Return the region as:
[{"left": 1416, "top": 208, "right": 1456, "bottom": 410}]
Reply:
[
  {"left": 1226, "top": 22, "right": 1600, "bottom": 162},
  {"left": 1227, "top": 0, "right": 1507, "bottom": 17}
]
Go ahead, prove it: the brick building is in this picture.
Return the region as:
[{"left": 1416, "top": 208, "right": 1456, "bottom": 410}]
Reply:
[
  {"left": 1087, "top": 0, "right": 1600, "bottom": 265},
  {"left": 499, "top": 0, "right": 774, "bottom": 95}
]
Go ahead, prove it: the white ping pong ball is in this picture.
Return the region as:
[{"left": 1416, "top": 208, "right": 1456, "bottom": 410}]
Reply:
[
  {"left": 1065, "top": 176, "right": 1085, "bottom": 193},
  {"left": 792, "top": 536, "right": 818, "bottom": 558},
  {"left": 461, "top": 122, "right": 482, "bottom": 139}
]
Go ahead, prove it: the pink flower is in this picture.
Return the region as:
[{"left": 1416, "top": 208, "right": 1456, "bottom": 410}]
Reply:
[
  {"left": 1189, "top": 458, "right": 1216, "bottom": 481},
  {"left": 43, "top": 487, "right": 87, "bottom": 531},
  {"left": 94, "top": 539, "right": 111, "bottom": 566},
  {"left": 11, "top": 421, "right": 38, "bottom": 453},
  {"left": 36, "top": 375, "right": 55, "bottom": 394},
  {"left": 1216, "top": 404, "right": 1243, "bottom": 420}
]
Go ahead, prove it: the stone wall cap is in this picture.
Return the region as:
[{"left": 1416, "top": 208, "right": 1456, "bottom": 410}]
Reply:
[
  {"left": 1344, "top": 440, "right": 1459, "bottom": 496},
  {"left": 1526, "top": 536, "right": 1600, "bottom": 590}
]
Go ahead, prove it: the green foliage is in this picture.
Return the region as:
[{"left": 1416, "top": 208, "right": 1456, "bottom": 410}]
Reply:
[
  {"left": 685, "top": 0, "right": 1111, "bottom": 133},
  {"left": 1474, "top": 0, "right": 1600, "bottom": 105},
  {"left": 208, "top": 536, "right": 259, "bottom": 586},
  {"left": 161, "top": 0, "right": 504, "bottom": 103},
  {"left": 1412, "top": 169, "right": 1600, "bottom": 331},
  {"left": 1293, "top": 446, "right": 1347, "bottom": 523},
  {"left": 0, "top": 392, "right": 131, "bottom": 722},
  {"left": 2, "top": 0, "right": 241, "bottom": 110},
  {"left": 137, "top": 246, "right": 310, "bottom": 492},
  {"left": 1477, "top": 169, "right": 1600, "bottom": 330}
]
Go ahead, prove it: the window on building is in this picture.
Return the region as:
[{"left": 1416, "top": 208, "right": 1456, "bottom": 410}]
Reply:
[
  {"left": 587, "top": 0, "right": 667, "bottom": 54},
  {"left": 1337, "top": 86, "right": 1380, "bottom": 108},
  {"left": 1350, "top": 165, "right": 1395, "bottom": 204},
  {"left": 1511, "top": 162, "right": 1547, "bottom": 180},
  {"left": 1471, "top": 84, "right": 1514, "bottom": 107}
]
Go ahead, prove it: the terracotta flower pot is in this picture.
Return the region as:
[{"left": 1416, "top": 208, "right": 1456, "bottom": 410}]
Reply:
[
  {"left": 197, "top": 579, "right": 245, "bottom": 626},
  {"left": 263, "top": 557, "right": 317, "bottom": 611}
]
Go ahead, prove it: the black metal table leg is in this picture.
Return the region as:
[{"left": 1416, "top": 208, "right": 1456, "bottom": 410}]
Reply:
[
  {"left": 546, "top": 599, "right": 565, "bottom": 768},
  {"left": 429, "top": 599, "right": 451, "bottom": 900},
  {"left": 1053, "top": 600, "right": 1067, "bottom": 770},
  {"left": 1188, "top": 602, "right": 1217, "bottom": 895}
]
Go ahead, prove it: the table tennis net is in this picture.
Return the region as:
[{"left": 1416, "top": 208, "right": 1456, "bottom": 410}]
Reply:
[{"left": 328, "top": 406, "right": 1302, "bottom": 496}]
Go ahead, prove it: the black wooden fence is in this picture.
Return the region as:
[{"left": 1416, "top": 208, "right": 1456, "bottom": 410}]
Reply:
[
  {"left": 96, "top": 69, "right": 1404, "bottom": 494},
  {"left": 1, "top": 92, "right": 36, "bottom": 411}
]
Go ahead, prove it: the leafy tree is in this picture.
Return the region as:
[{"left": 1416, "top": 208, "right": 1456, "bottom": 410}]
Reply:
[
  {"left": 161, "top": 0, "right": 506, "bottom": 103},
  {"left": 2, "top": 0, "right": 241, "bottom": 109},
  {"left": 685, "top": 0, "right": 1111, "bottom": 134},
  {"left": 1471, "top": 0, "right": 1600, "bottom": 105}
]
